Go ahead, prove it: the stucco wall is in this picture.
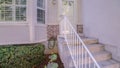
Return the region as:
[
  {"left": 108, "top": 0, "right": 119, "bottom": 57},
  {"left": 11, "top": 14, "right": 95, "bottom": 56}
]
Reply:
[{"left": 82, "top": 0, "right": 120, "bottom": 61}]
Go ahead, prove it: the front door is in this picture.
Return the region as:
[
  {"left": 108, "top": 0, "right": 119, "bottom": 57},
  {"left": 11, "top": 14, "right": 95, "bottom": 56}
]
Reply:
[{"left": 58, "top": 0, "right": 78, "bottom": 29}]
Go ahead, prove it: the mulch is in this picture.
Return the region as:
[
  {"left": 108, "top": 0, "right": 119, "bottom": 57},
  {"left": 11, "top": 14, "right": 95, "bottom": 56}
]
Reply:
[{"left": 35, "top": 54, "right": 64, "bottom": 68}]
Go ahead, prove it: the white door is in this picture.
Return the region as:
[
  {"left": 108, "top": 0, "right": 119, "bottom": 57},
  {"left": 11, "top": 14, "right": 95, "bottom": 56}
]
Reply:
[{"left": 58, "top": 0, "right": 77, "bottom": 29}]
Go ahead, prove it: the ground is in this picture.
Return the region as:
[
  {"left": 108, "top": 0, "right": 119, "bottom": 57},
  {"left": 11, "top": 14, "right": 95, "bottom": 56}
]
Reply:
[{"left": 36, "top": 54, "right": 64, "bottom": 68}]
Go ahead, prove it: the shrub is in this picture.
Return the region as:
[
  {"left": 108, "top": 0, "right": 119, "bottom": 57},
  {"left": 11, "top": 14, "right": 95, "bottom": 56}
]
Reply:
[{"left": 0, "top": 44, "right": 45, "bottom": 68}]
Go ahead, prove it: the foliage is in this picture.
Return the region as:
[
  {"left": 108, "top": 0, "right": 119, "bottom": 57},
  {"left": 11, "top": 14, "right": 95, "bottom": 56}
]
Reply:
[
  {"left": 49, "top": 53, "right": 57, "bottom": 62},
  {"left": 45, "top": 53, "right": 58, "bottom": 68},
  {"left": 0, "top": 44, "right": 45, "bottom": 68},
  {"left": 46, "top": 62, "right": 58, "bottom": 68}
]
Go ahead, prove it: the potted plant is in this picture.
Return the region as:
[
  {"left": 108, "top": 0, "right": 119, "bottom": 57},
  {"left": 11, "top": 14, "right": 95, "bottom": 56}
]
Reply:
[
  {"left": 44, "top": 53, "right": 58, "bottom": 68},
  {"left": 48, "top": 36, "right": 57, "bottom": 49}
]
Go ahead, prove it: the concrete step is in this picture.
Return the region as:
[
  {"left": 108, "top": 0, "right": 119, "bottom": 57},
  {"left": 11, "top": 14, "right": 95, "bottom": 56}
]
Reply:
[
  {"left": 64, "top": 44, "right": 104, "bottom": 55},
  {"left": 68, "top": 51, "right": 111, "bottom": 65},
  {"left": 63, "top": 38, "right": 98, "bottom": 45},
  {"left": 82, "top": 38, "right": 98, "bottom": 45},
  {"left": 58, "top": 35, "right": 98, "bottom": 45},
  {"left": 99, "top": 60, "right": 119, "bottom": 68},
  {"left": 88, "top": 44, "right": 104, "bottom": 53},
  {"left": 58, "top": 35, "right": 120, "bottom": 68},
  {"left": 69, "top": 60, "right": 119, "bottom": 68}
]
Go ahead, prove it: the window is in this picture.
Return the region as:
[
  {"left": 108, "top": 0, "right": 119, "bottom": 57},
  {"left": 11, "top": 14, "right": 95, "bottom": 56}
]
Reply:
[
  {"left": 16, "top": 7, "right": 26, "bottom": 21},
  {"left": 37, "top": 0, "right": 45, "bottom": 24},
  {"left": 0, "top": 0, "right": 26, "bottom": 21},
  {"left": 0, "top": 6, "right": 13, "bottom": 21}
]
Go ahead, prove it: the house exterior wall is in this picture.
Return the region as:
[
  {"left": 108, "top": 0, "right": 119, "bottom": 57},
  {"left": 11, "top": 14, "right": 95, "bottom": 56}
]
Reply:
[
  {"left": 0, "top": 0, "right": 47, "bottom": 45},
  {"left": 35, "top": 25, "right": 47, "bottom": 42},
  {"left": 82, "top": 0, "right": 120, "bottom": 61},
  {"left": 0, "top": 25, "right": 30, "bottom": 45},
  {"left": 46, "top": 0, "right": 58, "bottom": 25},
  {"left": 47, "top": 0, "right": 82, "bottom": 25},
  {"left": 78, "top": 0, "right": 83, "bottom": 25},
  {"left": 46, "top": 0, "right": 82, "bottom": 39}
]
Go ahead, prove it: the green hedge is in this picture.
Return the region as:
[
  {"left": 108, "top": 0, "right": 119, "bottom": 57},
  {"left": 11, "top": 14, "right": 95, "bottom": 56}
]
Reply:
[{"left": 0, "top": 44, "right": 45, "bottom": 68}]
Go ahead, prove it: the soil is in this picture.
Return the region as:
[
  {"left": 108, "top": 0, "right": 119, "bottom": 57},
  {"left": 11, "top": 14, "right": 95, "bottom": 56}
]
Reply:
[{"left": 36, "top": 54, "right": 64, "bottom": 68}]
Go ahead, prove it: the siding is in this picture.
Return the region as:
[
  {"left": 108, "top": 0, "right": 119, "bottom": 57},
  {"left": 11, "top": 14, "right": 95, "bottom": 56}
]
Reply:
[
  {"left": 35, "top": 25, "right": 47, "bottom": 42},
  {"left": 0, "top": 25, "right": 30, "bottom": 45}
]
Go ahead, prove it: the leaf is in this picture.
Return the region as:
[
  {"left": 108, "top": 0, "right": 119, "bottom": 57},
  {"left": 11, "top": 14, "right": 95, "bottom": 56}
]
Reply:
[
  {"left": 47, "top": 62, "right": 58, "bottom": 68},
  {"left": 49, "top": 54, "right": 57, "bottom": 62},
  {"left": 44, "top": 65, "right": 47, "bottom": 68}
]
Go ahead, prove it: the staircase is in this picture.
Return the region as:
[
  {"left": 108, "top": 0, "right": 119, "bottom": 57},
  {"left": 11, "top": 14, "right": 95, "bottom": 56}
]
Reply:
[{"left": 58, "top": 16, "right": 120, "bottom": 68}]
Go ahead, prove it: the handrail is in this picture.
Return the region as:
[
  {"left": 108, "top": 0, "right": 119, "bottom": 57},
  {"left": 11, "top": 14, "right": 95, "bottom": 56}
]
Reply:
[
  {"left": 65, "top": 16, "right": 101, "bottom": 68},
  {"left": 58, "top": 15, "right": 101, "bottom": 68}
]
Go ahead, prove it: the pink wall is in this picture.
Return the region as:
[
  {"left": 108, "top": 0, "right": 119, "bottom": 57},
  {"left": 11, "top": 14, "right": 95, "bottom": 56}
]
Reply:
[
  {"left": 0, "top": 25, "right": 30, "bottom": 45},
  {"left": 0, "top": 24, "right": 47, "bottom": 45},
  {"left": 35, "top": 25, "right": 47, "bottom": 42},
  {"left": 82, "top": 0, "right": 120, "bottom": 46},
  {"left": 82, "top": 0, "right": 120, "bottom": 61}
]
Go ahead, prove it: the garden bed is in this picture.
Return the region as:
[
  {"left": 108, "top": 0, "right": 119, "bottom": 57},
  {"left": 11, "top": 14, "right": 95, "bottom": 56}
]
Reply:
[
  {"left": 36, "top": 54, "right": 64, "bottom": 68},
  {"left": 0, "top": 44, "right": 45, "bottom": 68}
]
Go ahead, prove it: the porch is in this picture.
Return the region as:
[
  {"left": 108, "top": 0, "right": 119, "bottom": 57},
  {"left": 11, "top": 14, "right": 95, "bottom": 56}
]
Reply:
[{"left": 0, "top": 0, "right": 120, "bottom": 68}]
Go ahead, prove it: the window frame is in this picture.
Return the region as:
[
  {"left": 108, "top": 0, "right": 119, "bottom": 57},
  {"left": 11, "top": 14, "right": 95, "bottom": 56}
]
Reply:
[
  {"left": 0, "top": 0, "right": 27, "bottom": 23},
  {"left": 37, "top": 0, "right": 46, "bottom": 24}
]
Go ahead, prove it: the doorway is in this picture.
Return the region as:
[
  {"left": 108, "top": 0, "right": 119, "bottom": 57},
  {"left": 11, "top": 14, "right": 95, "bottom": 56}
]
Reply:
[{"left": 58, "top": 0, "right": 78, "bottom": 29}]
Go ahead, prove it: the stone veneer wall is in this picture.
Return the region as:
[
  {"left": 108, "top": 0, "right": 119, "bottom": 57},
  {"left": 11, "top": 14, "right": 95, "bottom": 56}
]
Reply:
[
  {"left": 77, "top": 25, "right": 83, "bottom": 33},
  {"left": 105, "top": 45, "right": 120, "bottom": 62},
  {"left": 45, "top": 25, "right": 59, "bottom": 54},
  {"left": 47, "top": 25, "right": 59, "bottom": 39},
  {"left": 47, "top": 25, "right": 83, "bottom": 39}
]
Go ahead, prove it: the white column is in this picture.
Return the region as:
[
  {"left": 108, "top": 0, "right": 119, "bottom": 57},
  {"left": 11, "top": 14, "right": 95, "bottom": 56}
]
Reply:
[
  {"left": 27, "top": 0, "right": 37, "bottom": 42},
  {"left": 45, "top": 0, "right": 48, "bottom": 25}
]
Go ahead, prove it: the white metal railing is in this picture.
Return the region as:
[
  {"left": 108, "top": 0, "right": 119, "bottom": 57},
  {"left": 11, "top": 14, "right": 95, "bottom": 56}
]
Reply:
[{"left": 58, "top": 16, "right": 101, "bottom": 68}]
